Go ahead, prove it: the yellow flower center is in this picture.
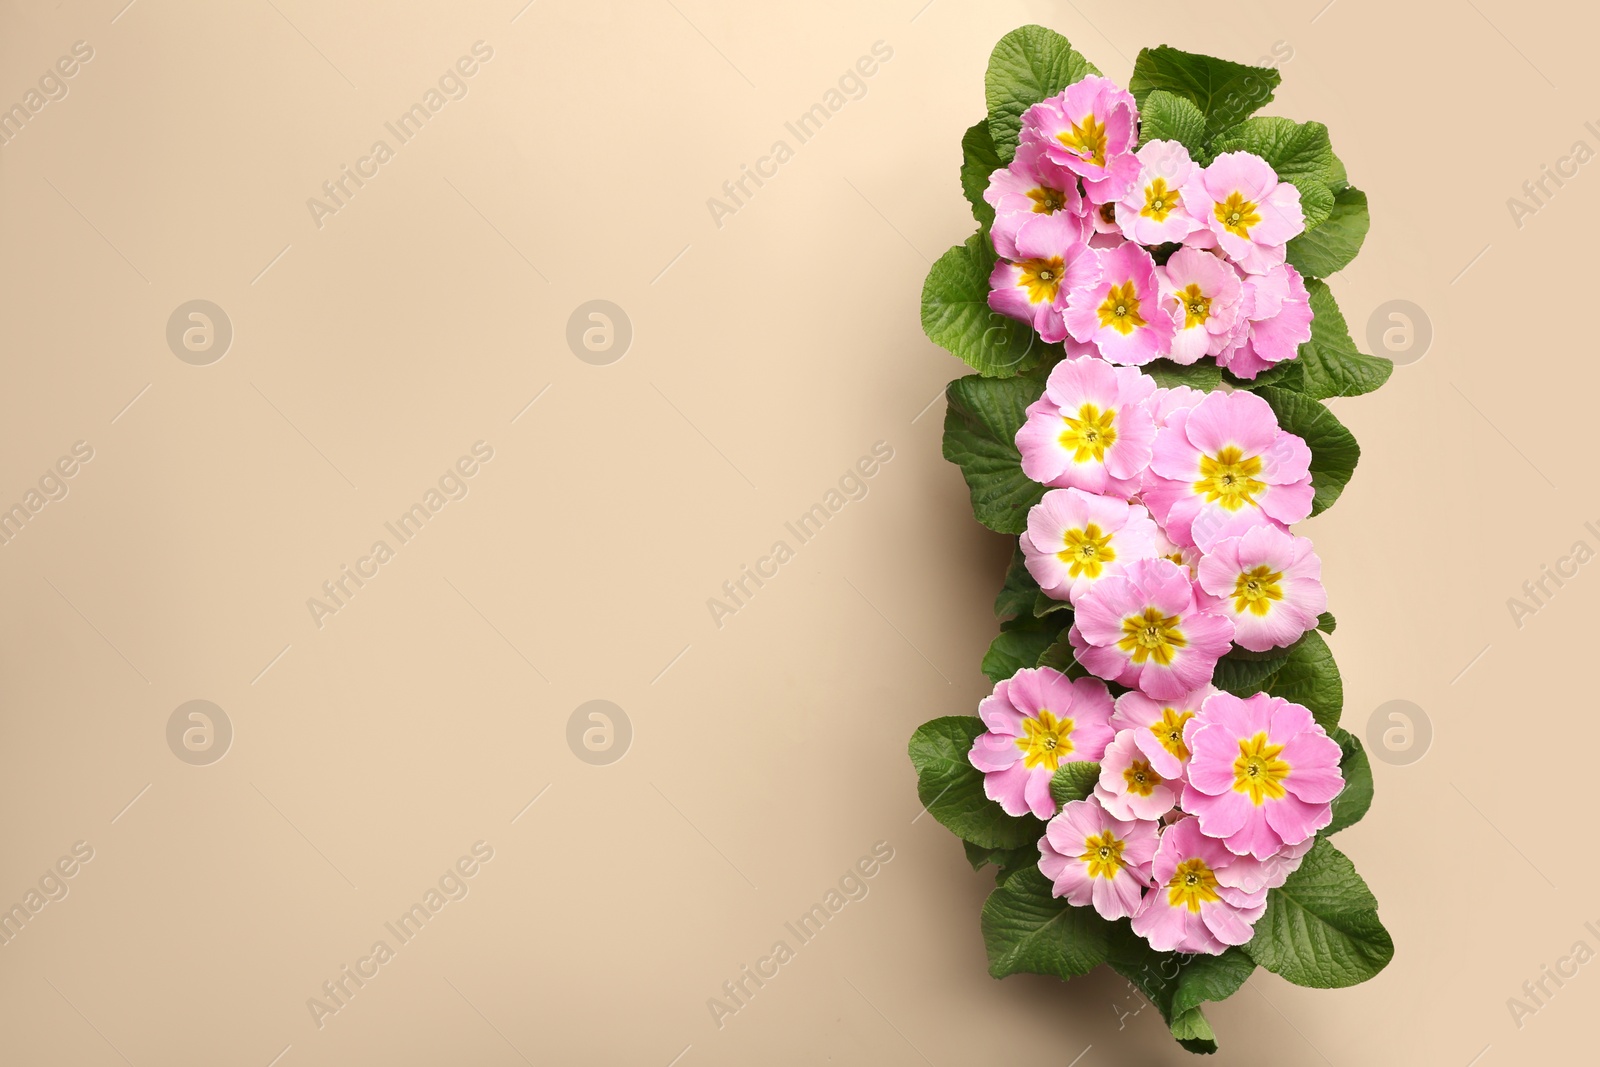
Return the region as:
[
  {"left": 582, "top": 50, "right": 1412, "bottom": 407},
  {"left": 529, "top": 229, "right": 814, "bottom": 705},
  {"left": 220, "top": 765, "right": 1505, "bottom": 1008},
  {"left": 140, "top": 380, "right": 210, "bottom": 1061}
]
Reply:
[
  {"left": 1150, "top": 707, "right": 1195, "bottom": 762},
  {"left": 1141, "top": 177, "right": 1181, "bottom": 222},
  {"left": 1175, "top": 283, "right": 1211, "bottom": 329},
  {"left": 1027, "top": 186, "right": 1068, "bottom": 214},
  {"left": 1193, "top": 446, "right": 1266, "bottom": 511},
  {"left": 1232, "top": 731, "right": 1291, "bottom": 805},
  {"left": 1230, "top": 565, "right": 1286, "bottom": 616},
  {"left": 1056, "top": 113, "right": 1108, "bottom": 167},
  {"left": 1167, "top": 857, "right": 1222, "bottom": 913},
  {"left": 1096, "top": 281, "right": 1147, "bottom": 335},
  {"left": 1058, "top": 403, "right": 1118, "bottom": 463},
  {"left": 1123, "top": 758, "right": 1162, "bottom": 797},
  {"left": 1215, "top": 191, "right": 1262, "bottom": 238},
  {"left": 1116, "top": 607, "right": 1188, "bottom": 666},
  {"left": 1078, "top": 830, "right": 1127, "bottom": 880},
  {"left": 1058, "top": 523, "right": 1117, "bottom": 579},
  {"left": 1015, "top": 709, "right": 1076, "bottom": 771},
  {"left": 1017, "top": 257, "right": 1066, "bottom": 304}
]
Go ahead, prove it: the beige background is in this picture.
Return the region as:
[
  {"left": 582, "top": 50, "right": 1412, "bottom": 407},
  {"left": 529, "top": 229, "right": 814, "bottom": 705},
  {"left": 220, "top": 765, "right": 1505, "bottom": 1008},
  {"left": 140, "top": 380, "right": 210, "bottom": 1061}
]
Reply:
[{"left": 0, "top": 0, "right": 1587, "bottom": 1064}]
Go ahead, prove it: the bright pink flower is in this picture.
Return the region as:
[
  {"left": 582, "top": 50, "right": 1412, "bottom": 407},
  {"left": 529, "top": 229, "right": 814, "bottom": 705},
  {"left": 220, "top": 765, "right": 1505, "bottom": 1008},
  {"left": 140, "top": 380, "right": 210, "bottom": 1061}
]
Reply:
[
  {"left": 1015, "top": 355, "right": 1158, "bottom": 495},
  {"left": 1181, "top": 691, "right": 1344, "bottom": 859},
  {"left": 1115, "top": 140, "right": 1203, "bottom": 245},
  {"left": 1197, "top": 524, "right": 1327, "bottom": 652},
  {"left": 1039, "top": 797, "right": 1158, "bottom": 920},
  {"left": 1182, "top": 152, "right": 1305, "bottom": 275},
  {"left": 1022, "top": 489, "right": 1161, "bottom": 606},
  {"left": 1021, "top": 76, "right": 1141, "bottom": 202},
  {"left": 1130, "top": 816, "right": 1267, "bottom": 954},
  {"left": 968, "top": 667, "right": 1115, "bottom": 819},
  {"left": 1065, "top": 243, "right": 1175, "bottom": 366},
  {"left": 1144, "top": 389, "right": 1313, "bottom": 551},
  {"left": 1218, "top": 263, "right": 1313, "bottom": 380},
  {"left": 1095, "top": 729, "right": 1179, "bottom": 821},
  {"left": 1159, "top": 247, "right": 1243, "bottom": 365},
  {"left": 984, "top": 141, "right": 1085, "bottom": 261},
  {"left": 1068, "top": 558, "right": 1234, "bottom": 700},
  {"left": 1110, "top": 685, "right": 1218, "bottom": 780},
  {"left": 987, "top": 211, "right": 1095, "bottom": 344}
]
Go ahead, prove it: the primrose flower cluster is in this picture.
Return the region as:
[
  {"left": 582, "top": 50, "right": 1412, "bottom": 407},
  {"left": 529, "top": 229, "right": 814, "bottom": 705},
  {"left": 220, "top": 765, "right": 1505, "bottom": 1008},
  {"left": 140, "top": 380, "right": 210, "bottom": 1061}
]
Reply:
[
  {"left": 986, "top": 76, "right": 1312, "bottom": 380},
  {"left": 967, "top": 76, "right": 1344, "bottom": 956}
]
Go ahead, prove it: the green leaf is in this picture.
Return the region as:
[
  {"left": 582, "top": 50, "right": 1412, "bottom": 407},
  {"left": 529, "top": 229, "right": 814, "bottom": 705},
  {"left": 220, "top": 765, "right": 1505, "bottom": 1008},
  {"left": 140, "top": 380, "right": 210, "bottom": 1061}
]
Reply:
[
  {"left": 1033, "top": 588, "right": 1073, "bottom": 617},
  {"left": 1244, "top": 837, "right": 1393, "bottom": 988},
  {"left": 1210, "top": 117, "right": 1338, "bottom": 230},
  {"left": 1171, "top": 948, "right": 1256, "bottom": 1020},
  {"left": 995, "top": 542, "right": 1042, "bottom": 622},
  {"left": 908, "top": 717, "right": 1045, "bottom": 849},
  {"left": 964, "top": 840, "right": 1041, "bottom": 885},
  {"left": 1128, "top": 46, "right": 1281, "bottom": 140},
  {"left": 922, "top": 232, "right": 1045, "bottom": 377},
  {"left": 1295, "top": 280, "right": 1393, "bottom": 400},
  {"left": 982, "top": 621, "right": 1060, "bottom": 684},
  {"left": 1253, "top": 386, "right": 1360, "bottom": 515},
  {"left": 1317, "top": 611, "right": 1337, "bottom": 634},
  {"left": 1288, "top": 186, "right": 1369, "bottom": 278},
  {"left": 960, "top": 120, "right": 1001, "bottom": 228},
  {"left": 1143, "top": 358, "right": 1222, "bottom": 391},
  {"left": 1137, "top": 89, "right": 1207, "bottom": 156},
  {"left": 984, "top": 25, "right": 1099, "bottom": 158},
  {"left": 942, "top": 374, "right": 1047, "bottom": 534},
  {"left": 1036, "top": 632, "right": 1092, "bottom": 678},
  {"left": 1211, "top": 647, "right": 1293, "bottom": 696},
  {"left": 982, "top": 866, "right": 1111, "bottom": 980},
  {"left": 1324, "top": 728, "right": 1373, "bottom": 835},
  {"left": 1049, "top": 761, "right": 1100, "bottom": 807},
  {"left": 1106, "top": 927, "right": 1254, "bottom": 1054},
  {"left": 1260, "top": 630, "right": 1343, "bottom": 731}
]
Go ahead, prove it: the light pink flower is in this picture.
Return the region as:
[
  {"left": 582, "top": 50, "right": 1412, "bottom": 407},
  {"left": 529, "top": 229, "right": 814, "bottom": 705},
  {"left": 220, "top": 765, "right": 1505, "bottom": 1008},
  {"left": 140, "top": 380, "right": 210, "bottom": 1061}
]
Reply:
[
  {"left": 968, "top": 667, "right": 1116, "bottom": 819},
  {"left": 984, "top": 141, "right": 1085, "bottom": 261},
  {"left": 1218, "top": 837, "right": 1314, "bottom": 894},
  {"left": 1022, "top": 489, "right": 1161, "bottom": 606},
  {"left": 1218, "top": 263, "right": 1313, "bottom": 380},
  {"left": 1110, "top": 685, "right": 1218, "bottom": 780},
  {"left": 1115, "top": 140, "right": 1203, "bottom": 245},
  {"left": 1143, "top": 389, "right": 1314, "bottom": 551},
  {"left": 1130, "top": 816, "right": 1267, "bottom": 954},
  {"left": 987, "top": 212, "right": 1096, "bottom": 344},
  {"left": 1197, "top": 524, "right": 1327, "bottom": 652},
  {"left": 1065, "top": 243, "right": 1175, "bottom": 366},
  {"left": 1146, "top": 385, "right": 1207, "bottom": 429},
  {"left": 1015, "top": 355, "right": 1158, "bottom": 495},
  {"left": 1021, "top": 76, "right": 1141, "bottom": 202},
  {"left": 1181, "top": 692, "right": 1344, "bottom": 860},
  {"left": 1182, "top": 152, "right": 1305, "bottom": 275},
  {"left": 1095, "top": 729, "right": 1179, "bottom": 821},
  {"left": 1039, "top": 797, "right": 1158, "bottom": 920},
  {"left": 1068, "top": 558, "right": 1234, "bottom": 700},
  {"left": 1159, "top": 247, "right": 1243, "bottom": 365}
]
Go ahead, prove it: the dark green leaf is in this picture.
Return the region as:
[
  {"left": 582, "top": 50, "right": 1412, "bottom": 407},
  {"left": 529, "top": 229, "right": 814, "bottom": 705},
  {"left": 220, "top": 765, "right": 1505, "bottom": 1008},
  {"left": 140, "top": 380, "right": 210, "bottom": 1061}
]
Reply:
[
  {"left": 1293, "top": 279, "right": 1392, "bottom": 400},
  {"left": 922, "top": 231, "right": 1045, "bottom": 377},
  {"left": 960, "top": 120, "right": 1001, "bottom": 228},
  {"left": 1143, "top": 358, "right": 1222, "bottom": 391},
  {"left": 908, "top": 717, "right": 1045, "bottom": 849},
  {"left": 1049, "top": 761, "right": 1100, "bottom": 807},
  {"left": 1259, "top": 630, "right": 1343, "bottom": 731},
  {"left": 995, "top": 542, "right": 1042, "bottom": 622},
  {"left": 1129, "top": 46, "right": 1281, "bottom": 139},
  {"left": 982, "top": 866, "right": 1111, "bottom": 980},
  {"left": 1244, "top": 838, "right": 1393, "bottom": 987},
  {"left": 964, "top": 840, "right": 1042, "bottom": 885},
  {"left": 1317, "top": 611, "right": 1336, "bottom": 634},
  {"left": 942, "top": 374, "right": 1048, "bottom": 534},
  {"left": 984, "top": 25, "right": 1099, "bottom": 158},
  {"left": 1137, "top": 89, "right": 1207, "bottom": 156},
  {"left": 1211, "top": 647, "right": 1293, "bottom": 696},
  {"left": 1287, "top": 186, "right": 1370, "bottom": 278},
  {"left": 1253, "top": 386, "right": 1360, "bottom": 515},
  {"left": 982, "top": 620, "right": 1061, "bottom": 684},
  {"left": 1324, "top": 728, "right": 1373, "bottom": 835}
]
